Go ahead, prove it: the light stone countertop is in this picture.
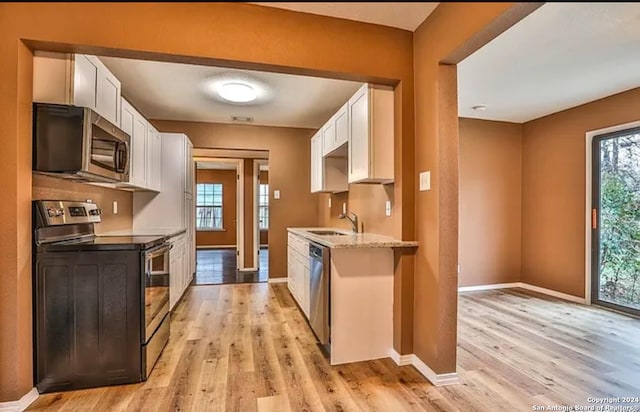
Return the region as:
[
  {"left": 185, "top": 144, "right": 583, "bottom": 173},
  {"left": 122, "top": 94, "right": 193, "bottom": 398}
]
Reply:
[{"left": 287, "top": 227, "right": 418, "bottom": 249}]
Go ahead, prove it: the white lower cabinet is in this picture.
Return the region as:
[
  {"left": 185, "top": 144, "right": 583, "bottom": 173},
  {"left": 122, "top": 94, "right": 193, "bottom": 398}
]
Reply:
[
  {"left": 287, "top": 233, "right": 310, "bottom": 317},
  {"left": 169, "top": 234, "right": 192, "bottom": 310}
]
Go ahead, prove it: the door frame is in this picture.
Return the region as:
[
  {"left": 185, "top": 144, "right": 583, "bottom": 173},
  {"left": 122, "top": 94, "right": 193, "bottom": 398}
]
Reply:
[
  {"left": 253, "top": 159, "right": 260, "bottom": 270},
  {"left": 193, "top": 156, "right": 244, "bottom": 270},
  {"left": 585, "top": 120, "right": 640, "bottom": 309}
]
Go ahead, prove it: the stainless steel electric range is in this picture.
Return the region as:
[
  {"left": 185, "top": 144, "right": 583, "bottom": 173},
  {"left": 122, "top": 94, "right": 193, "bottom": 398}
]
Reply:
[{"left": 33, "top": 200, "right": 171, "bottom": 393}]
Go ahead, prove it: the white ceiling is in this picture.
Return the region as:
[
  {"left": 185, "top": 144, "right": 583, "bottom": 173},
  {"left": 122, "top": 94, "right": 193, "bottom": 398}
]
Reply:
[
  {"left": 251, "top": 2, "right": 439, "bottom": 31},
  {"left": 100, "top": 57, "right": 362, "bottom": 129},
  {"left": 458, "top": 3, "right": 640, "bottom": 123}
]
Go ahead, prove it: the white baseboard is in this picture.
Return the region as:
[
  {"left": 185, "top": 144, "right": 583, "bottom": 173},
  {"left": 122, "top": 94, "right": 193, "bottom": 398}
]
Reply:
[
  {"left": 388, "top": 350, "right": 460, "bottom": 386},
  {"left": 388, "top": 349, "right": 413, "bottom": 366},
  {"left": 518, "top": 282, "right": 586, "bottom": 304},
  {"left": 0, "top": 388, "right": 39, "bottom": 412},
  {"left": 197, "top": 245, "right": 236, "bottom": 250},
  {"left": 458, "top": 282, "right": 520, "bottom": 292},
  {"left": 268, "top": 277, "right": 288, "bottom": 284},
  {"left": 458, "top": 282, "right": 586, "bottom": 304},
  {"left": 238, "top": 267, "right": 258, "bottom": 272}
]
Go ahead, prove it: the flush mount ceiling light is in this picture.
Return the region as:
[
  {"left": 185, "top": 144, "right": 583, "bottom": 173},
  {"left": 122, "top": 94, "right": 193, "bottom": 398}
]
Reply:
[
  {"left": 472, "top": 104, "right": 488, "bottom": 111},
  {"left": 218, "top": 82, "right": 257, "bottom": 103},
  {"left": 203, "top": 72, "right": 272, "bottom": 105}
]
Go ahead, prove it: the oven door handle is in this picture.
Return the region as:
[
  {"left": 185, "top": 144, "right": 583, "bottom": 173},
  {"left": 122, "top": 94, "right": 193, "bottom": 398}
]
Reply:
[{"left": 146, "top": 243, "right": 171, "bottom": 257}]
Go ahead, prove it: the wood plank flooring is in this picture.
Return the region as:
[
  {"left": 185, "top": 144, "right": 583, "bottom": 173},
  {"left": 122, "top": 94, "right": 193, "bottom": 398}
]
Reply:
[
  {"left": 28, "top": 286, "right": 640, "bottom": 411},
  {"left": 195, "top": 248, "right": 269, "bottom": 285}
]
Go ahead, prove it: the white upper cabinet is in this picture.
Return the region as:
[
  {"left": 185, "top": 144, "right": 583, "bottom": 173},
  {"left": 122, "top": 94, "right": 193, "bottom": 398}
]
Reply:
[
  {"left": 334, "top": 103, "right": 349, "bottom": 148},
  {"left": 322, "top": 103, "right": 349, "bottom": 156},
  {"left": 120, "top": 98, "right": 148, "bottom": 189},
  {"left": 33, "top": 52, "right": 121, "bottom": 126},
  {"left": 348, "top": 83, "right": 394, "bottom": 184},
  {"left": 310, "top": 132, "right": 323, "bottom": 193},
  {"left": 95, "top": 61, "right": 121, "bottom": 126},
  {"left": 147, "top": 126, "right": 162, "bottom": 192},
  {"left": 322, "top": 118, "right": 336, "bottom": 156},
  {"left": 72, "top": 54, "right": 98, "bottom": 109},
  {"left": 184, "top": 138, "right": 194, "bottom": 195}
]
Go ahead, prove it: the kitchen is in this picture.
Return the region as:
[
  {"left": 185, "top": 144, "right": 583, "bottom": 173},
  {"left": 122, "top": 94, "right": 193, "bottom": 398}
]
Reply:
[
  {"left": 10, "top": 3, "right": 637, "bottom": 412},
  {"left": 26, "top": 36, "right": 418, "bottom": 403}
]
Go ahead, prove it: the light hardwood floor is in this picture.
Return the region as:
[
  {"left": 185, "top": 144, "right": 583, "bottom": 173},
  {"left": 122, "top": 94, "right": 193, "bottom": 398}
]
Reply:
[{"left": 28, "top": 286, "right": 640, "bottom": 411}]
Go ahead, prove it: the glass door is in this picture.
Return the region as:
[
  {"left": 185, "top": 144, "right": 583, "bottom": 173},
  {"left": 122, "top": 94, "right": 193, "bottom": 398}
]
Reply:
[{"left": 592, "top": 128, "right": 640, "bottom": 316}]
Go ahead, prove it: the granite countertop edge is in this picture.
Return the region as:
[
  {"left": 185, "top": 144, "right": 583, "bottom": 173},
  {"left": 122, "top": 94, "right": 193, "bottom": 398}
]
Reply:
[{"left": 287, "top": 227, "right": 418, "bottom": 249}]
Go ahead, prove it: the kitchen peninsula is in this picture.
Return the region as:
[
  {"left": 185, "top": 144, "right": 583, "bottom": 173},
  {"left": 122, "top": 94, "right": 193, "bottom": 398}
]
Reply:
[{"left": 287, "top": 227, "right": 417, "bottom": 365}]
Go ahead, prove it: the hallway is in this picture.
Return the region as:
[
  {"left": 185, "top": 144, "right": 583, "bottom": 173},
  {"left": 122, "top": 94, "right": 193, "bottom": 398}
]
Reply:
[{"left": 194, "top": 248, "right": 269, "bottom": 285}]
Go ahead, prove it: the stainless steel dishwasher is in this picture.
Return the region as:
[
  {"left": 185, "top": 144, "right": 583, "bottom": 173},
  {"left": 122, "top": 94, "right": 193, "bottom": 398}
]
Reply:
[{"left": 309, "top": 242, "right": 330, "bottom": 349}]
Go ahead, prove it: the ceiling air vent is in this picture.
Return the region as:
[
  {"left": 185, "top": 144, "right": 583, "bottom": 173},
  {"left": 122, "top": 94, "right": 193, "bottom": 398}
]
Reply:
[{"left": 231, "top": 115, "right": 254, "bottom": 123}]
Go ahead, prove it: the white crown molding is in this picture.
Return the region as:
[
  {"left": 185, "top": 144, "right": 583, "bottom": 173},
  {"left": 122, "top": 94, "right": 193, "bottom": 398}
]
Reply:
[
  {"left": 388, "top": 350, "right": 460, "bottom": 386},
  {"left": 0, "top": 388, "right": 38, "bottom": 412},
  {"left": 268, "top": 277, "right": 288, "bottom": 284},
  {"left": 458, "top": 282, "right": 586, "bottom": 304}
]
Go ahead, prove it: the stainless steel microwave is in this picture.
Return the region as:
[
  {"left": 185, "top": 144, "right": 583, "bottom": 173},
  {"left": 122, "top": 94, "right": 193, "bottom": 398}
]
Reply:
[{"left": 33, "top": 103, "right": 130, "bottom": 183}]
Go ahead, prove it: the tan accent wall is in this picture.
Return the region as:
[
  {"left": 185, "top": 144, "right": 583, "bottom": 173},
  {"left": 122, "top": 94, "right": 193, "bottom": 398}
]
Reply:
[
  {"left": 153, "top": 121, "right": 317, "bottom": 281},
  {"left": 522, "top": 87, "right": 640, "bottom": 298},
  {"left": 458, "top": 118, "right": 522, "bottom": 287},
  {"left": 195, "top": 169, "right": 237, "bottom": 247},
  {"left": 318, "top": 184, "right": 395, "bottom": 236},
  {"left": 32, "top": 175, "right": 133, "bottom": 233}
]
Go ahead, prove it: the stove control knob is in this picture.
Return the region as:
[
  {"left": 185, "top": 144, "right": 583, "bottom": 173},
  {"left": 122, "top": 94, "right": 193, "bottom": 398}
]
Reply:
[{"left": 47, "top": 209, "right": 56, "bottom": 217}]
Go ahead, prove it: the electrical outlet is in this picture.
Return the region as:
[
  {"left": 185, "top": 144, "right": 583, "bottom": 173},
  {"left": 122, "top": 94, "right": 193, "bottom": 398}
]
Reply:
[
  {"left": 274, "top": 190, "right": 281, "bottom": 199},
  {"left": 328, "top": 198, "right": 332, "bottom": 208},
  {"left": 342, "top": 202, "right": 347, "bottom": 214},
  {"left": 385, "top": 200, "right": 392, "bottom": 217},
  {"left": 419, "top": 171, "right": 431, "bottom": 191},
  {"left": 113, "top": 200, "right": 118, "bottom": 214}
]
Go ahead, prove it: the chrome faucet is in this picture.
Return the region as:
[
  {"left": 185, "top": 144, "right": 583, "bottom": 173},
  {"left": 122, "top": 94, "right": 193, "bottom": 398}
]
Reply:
[{"left": 338, "top": 211, "right": 359, "bottom": 233}]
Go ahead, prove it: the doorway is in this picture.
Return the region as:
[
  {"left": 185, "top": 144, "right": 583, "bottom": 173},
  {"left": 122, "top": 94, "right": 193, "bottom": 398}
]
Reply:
[
  {"left": 193, "top": 155, "right": 270, "bottom": 285},
  {"left": 592, "top": 128, "right": 640, "bottom": 316}
]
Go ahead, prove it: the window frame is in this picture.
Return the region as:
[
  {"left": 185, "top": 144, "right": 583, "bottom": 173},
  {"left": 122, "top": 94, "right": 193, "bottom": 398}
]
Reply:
[
  {"left": 196, "top": 183, "right": 224, "bottom": 231},
  {"left": 259, "top": 183, "right": 269, "bottom": 230}
]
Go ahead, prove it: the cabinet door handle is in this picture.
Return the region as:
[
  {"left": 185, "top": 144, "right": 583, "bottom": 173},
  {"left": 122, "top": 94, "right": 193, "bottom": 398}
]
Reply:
[{"left": 592, "top": 209, "right": 598, "bottom": 230}]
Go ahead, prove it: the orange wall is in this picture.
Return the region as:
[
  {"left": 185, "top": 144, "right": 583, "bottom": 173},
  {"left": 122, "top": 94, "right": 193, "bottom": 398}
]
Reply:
[
  {"left": 0, "top": 1, "right": 525, "bottom": 400},
  {"left": 243, "top": 159, "right": 255, "bottom": 268},
  {"left": 318, "top": 184, "right": 395, "bottom": 235},
  {"left": 522, "top": 87, "right": 640, "bottom": 298},
  {"left": 195, "top": 169, "right": 237, "bottom": 247},
  {"left": 413, "top": 2, "right": 527, "bottom": 374},
  {"left": 459, "top": 118, "right": 522, "bottom": 287}
]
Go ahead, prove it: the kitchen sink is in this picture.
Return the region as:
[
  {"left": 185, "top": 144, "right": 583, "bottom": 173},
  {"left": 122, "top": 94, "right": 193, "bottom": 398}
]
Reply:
[{"left": 308, "top": 230, "right": 350, "bottom": 236}]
